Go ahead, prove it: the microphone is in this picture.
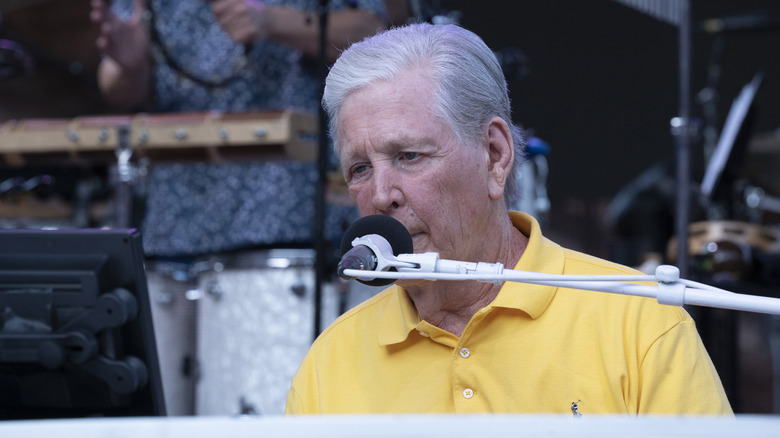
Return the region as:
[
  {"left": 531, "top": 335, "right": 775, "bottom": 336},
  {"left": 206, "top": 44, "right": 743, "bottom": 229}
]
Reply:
[{"left": 338, "top": 215, "right": 414, "bottom": 286}]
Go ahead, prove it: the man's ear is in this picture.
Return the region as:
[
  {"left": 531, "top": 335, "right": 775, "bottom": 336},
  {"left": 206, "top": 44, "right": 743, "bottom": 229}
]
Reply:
[{"left": 485, "top": 117, "right": 514, "bottom": 201}]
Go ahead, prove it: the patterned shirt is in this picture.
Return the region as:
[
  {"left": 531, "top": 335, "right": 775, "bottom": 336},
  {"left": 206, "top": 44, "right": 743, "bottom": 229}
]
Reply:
[{"left": 111, "top": 0, "right": 385, "bottom": 256}]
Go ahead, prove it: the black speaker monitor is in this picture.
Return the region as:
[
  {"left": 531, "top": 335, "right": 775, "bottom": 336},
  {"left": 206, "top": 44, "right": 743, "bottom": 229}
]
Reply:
[{"left": 0, "top": 228, "right": 165, "bottom": 419}]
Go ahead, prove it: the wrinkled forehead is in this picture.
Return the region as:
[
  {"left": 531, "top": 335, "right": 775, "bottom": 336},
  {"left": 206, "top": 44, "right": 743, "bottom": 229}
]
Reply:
[
  {"left": 339, "top": 89, "right": 469, "bottom": 176},
  {"left": 339, "top": 78, "right": 431, "bottom": 141},
  {"left": 337, "top": 67, "right": 457, "bottom": 143}
]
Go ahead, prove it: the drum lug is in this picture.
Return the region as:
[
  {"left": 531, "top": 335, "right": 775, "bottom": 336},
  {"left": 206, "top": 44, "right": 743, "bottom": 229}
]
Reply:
[
  {"left": 291, "top": 282, "right": 307, "bottom": 298},
  {"left": 205, "top": 279, "right": 225, "bottom": 301}
]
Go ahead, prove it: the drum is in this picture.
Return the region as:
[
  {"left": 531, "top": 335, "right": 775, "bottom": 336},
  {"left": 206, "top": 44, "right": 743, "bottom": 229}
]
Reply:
[
  {"left": 667, "top": 221, "right": 780, "bottom": 412},
  {"left": 144, "top": 260, "right": 200, "bottom": 416},
  {"left": 667, "top": 220, "right": 780, "bottom": 281},
  {"left": 145, "top": 249, "right": 383, "bottom": 416},
  {"left": 192, "top": 249, "right": 343, "bottom": 416}
]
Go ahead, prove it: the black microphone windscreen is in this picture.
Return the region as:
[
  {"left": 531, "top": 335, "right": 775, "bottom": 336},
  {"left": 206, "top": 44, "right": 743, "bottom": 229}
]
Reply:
[{"left": 340, "top": 215, "right": 414, "bottom": 286}]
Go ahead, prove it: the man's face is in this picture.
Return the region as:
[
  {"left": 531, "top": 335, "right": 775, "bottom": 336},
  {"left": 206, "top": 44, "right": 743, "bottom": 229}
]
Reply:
[{"left": 337, "top": 67, "right": 496, "bottom": 264}]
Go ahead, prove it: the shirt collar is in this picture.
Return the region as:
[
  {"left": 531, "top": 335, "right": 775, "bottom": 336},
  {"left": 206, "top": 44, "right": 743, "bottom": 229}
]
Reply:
[
  {"left": 377, "top": 284, "right": 420, "bottom": 346},
  {"left": 489, "top": 211, "right": 564, "bottom": 318},
  {"left": 376, "top": 212, "right": 564, "bottom": 346}
]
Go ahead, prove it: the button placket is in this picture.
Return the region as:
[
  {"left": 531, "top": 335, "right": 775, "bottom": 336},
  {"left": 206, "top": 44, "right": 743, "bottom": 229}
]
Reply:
[{"left": 456, "top": 346, "right": 474, "bottom": 401}]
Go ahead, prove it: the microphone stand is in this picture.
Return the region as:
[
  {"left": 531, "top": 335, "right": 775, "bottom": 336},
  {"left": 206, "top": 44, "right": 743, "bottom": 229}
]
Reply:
[
  {"left": 340, "top": 235, "right": 780, "bottom": 316},
  {"left": 343, "top": 266, "right": 780, "bottom": 316}
]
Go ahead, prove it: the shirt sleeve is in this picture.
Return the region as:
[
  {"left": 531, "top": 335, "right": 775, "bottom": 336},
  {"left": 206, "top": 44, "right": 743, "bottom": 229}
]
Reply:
[
  {"left": 284, "top": 352, "right": 320, "bottom": 415},
  {"left": 637, "top": 319, "right": 733, "bottom": 415},
  {"left": 285, "top": 383, "right": 306, "bottom": 415}
]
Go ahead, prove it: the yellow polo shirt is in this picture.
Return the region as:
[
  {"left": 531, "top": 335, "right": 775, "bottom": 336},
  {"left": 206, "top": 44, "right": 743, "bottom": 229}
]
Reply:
[{"left": 285, "top": 212, "right": 731, "bottom": 415}]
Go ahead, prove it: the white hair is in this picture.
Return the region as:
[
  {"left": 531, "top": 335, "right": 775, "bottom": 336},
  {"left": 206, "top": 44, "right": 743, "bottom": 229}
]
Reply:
[{"left": 322, "top": 22, "right": 526, "bottom": 203}]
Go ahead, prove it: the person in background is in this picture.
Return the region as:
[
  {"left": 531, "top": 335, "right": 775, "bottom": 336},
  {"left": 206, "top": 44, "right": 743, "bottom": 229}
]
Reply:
[
  {"left": 285, "top": 22, "right": 732, "bottom": 415},
  {"left": 90, "top": 0, "right": 387, "bottom": 256}
]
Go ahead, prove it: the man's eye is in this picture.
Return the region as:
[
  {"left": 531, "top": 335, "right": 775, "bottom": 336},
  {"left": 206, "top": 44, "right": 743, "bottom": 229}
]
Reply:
[
  {"left": 352, "top": 164, "right": 369, "bottom": 175},
  {"left": 402, "top": 152, "right": 419, "bottom": 160}
]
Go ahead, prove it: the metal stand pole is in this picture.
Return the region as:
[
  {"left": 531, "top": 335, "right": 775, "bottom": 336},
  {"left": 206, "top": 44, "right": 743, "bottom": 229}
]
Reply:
[
  {"left": 673, "top": 0, "right": 691, "bottom": 278},
  {"left": 114, "top": 124, "right": 133, "bottom": 229},
  {"left": 313, "top": 0, "right": 330, "bottom": 340}
]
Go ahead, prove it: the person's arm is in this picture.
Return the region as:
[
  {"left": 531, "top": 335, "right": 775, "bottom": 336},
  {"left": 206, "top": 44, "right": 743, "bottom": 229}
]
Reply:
[
  {"left": 90, "top": 0, "right": 153, "bottom": 110},
  {"left": 208, "top": 0, "right": 385, "bottom": 63}
]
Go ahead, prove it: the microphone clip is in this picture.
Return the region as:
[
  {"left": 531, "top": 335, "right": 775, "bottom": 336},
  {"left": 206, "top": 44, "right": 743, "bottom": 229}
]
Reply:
[
  {"left": 347, "top": 234, "right": 505, "bottom": 284},
  {"left": 338, "top": 234, "right": 419, "bottom": 281},
  {"left": 356, "top": 234, "right": 420, "bottom": 272}
]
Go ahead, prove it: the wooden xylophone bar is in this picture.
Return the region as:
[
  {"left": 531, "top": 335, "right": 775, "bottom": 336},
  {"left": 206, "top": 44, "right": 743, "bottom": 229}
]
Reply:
[{"left": 0, "top": 110, "right": 319, "bottom": 166}]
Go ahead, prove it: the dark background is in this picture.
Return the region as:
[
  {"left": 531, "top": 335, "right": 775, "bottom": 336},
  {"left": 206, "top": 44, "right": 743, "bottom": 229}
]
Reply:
[{"left": 449, "top": 0, "right": 780, "bottom": 261}]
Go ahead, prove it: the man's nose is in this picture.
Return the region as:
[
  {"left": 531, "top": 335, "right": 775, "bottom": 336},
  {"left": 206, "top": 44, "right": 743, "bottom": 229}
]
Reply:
[{"left": 370, "top": 166, "right": 403, "bottom": 212}]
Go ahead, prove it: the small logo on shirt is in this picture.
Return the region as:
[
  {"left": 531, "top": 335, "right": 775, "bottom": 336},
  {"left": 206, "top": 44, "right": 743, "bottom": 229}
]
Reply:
[{"left": 571, "top": 400, "right": 582, "bottom": 418}]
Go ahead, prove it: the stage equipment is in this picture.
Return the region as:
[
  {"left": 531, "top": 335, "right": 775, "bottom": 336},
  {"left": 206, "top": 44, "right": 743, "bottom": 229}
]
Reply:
[
  {"left": 0, "top": 110, "right": 318, "bottom": 166},
  {"left": 0, "top": 228, "right": 166, "bottom": 419}
]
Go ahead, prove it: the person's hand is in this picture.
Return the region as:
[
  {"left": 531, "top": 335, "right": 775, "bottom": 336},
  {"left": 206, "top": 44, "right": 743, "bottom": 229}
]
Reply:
[
  {"left": 207, "top": 0, "right": 270, "bottom": 44},
  {"left": 90, "top": 0, "right": 150, "bottom": 71}
]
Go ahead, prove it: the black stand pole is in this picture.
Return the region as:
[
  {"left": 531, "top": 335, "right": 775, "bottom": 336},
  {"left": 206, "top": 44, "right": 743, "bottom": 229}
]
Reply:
[
  {"left": 673, "top": 0, "right": 691, "bottom": 278},
  {"left": 114, "top": 124, "right": 133, "bottom": 229},
  {"left": 313, "top": 0, "right": 330, "bottom": 340}
]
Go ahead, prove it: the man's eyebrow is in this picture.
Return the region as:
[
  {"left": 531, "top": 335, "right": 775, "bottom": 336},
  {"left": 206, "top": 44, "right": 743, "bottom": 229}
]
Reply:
[{"left": 385, "top": 135, "right": 439, "bottom": 149}]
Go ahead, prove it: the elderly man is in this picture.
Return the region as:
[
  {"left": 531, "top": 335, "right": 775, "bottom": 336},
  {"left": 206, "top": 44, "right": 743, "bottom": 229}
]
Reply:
[{"left": 285, "top": 23, "right": 731, "bottom": 415}]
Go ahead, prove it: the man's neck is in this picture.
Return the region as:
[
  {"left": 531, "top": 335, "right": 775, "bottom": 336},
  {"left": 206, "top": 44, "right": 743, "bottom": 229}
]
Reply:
[
  {"left": 406, "top": 281, "right": 502, "bottom": 337},
  {"left": 403, "top": 220, "right": 528, "bottom": 338}
]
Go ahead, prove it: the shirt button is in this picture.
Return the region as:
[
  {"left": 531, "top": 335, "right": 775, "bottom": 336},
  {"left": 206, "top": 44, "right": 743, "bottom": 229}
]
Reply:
[
  {"left": 463, "top": 388, "right": 474, "bottom": 399},
  {"left": 419, "top": 331, "right": 430, "bottom": 338},
  {"left": 459, "top": 347, "right": 471, "bottom": 358}
]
